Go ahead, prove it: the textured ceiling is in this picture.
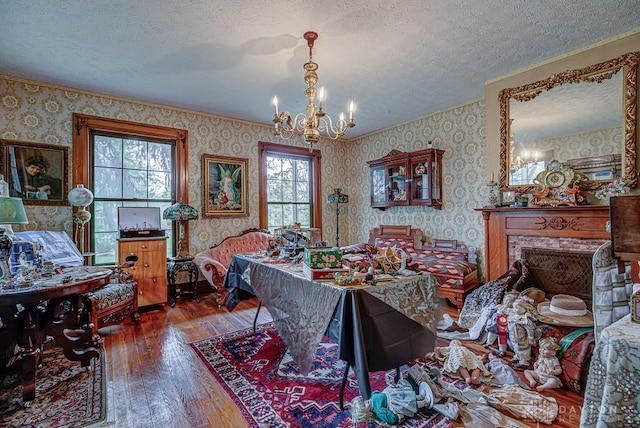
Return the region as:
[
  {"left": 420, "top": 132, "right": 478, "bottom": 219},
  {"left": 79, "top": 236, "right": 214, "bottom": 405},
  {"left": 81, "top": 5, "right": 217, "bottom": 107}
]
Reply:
[{"left": 1, "top": 1, "right": 639, "bottom": 139}]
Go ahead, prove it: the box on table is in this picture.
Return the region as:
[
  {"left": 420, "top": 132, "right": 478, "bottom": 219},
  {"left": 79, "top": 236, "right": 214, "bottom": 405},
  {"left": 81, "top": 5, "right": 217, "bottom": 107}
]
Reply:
[
  {"left": 304, "top": 248, "right": 342, "bottom": 268},
  {"left": 302, "top": 263, "right": 349, "bottom": 281}
]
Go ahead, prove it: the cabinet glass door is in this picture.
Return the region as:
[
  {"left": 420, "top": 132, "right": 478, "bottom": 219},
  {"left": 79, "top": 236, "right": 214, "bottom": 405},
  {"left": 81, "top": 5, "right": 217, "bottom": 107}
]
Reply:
[
  {"left": 387, "top": 165, "right": 407, "bottom": 203},
  {"left": 371, "top": 167, "right": 386, "bottom": 203}
]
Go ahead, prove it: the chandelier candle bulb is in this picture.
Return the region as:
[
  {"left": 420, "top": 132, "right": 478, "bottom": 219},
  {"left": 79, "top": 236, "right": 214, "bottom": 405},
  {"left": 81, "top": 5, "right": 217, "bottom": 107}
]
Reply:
[
  {"left": 349, "top": 101, "right": 354, "bottom": 121},
  {"left": 273, "top": 96, "right": 278, "bottom": 114}
]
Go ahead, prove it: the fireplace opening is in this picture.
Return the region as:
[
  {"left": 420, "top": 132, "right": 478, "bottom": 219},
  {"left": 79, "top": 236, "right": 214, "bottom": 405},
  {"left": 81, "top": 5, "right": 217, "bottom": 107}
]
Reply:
[{"left": 521, "top": 247, "right": 594, "bottom": 308}]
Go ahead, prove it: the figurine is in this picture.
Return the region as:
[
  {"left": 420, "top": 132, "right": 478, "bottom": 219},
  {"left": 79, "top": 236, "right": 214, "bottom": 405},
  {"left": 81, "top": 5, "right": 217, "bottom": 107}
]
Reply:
[
  {"left": 427, "top": 339, "right": 491, "bottom": 385},
  {"left": 524, "top": 337, "right": 563, "bottom": 391},
  {"left": 484, "top": 292, "right": 518, "bottom": 355},
  {"left": 507, "top": 297, "right": 540, "bottom": 367},
  {"left": 350, "top": 379, "right": 432, "bottom": 424}
]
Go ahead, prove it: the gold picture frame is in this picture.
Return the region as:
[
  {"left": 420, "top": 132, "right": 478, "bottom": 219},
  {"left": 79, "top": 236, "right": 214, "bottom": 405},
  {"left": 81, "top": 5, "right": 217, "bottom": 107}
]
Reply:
[
  {"left": 203, "top": 154, "right": 248, "bottom": 217},
  {"left": 0, "top": 139, "right": 68, "bottom": 205}
]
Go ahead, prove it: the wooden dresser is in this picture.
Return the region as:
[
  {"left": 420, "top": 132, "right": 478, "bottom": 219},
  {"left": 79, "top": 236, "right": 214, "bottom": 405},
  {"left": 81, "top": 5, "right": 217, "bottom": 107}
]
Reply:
[
  {"left": 118, "top": 237, "right": 168, "bottom": 307},
  {"left": 476, "top": 206, "right": 610, "bottom": 281}
]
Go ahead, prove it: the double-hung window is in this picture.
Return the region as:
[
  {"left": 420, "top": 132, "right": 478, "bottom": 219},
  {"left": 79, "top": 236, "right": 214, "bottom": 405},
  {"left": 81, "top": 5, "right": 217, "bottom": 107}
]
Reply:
[
  {"left": 259, "top": 142, "right": 322, "bottom": 232},
  {"left": 72, "top": 114, "right": 188, "bottom": 265}
]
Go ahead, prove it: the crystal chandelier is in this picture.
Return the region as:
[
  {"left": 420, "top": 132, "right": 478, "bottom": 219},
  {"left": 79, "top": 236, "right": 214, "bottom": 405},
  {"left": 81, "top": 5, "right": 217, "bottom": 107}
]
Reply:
[{"left": 272, "top": 31, "right": 355, "bottom": 147}]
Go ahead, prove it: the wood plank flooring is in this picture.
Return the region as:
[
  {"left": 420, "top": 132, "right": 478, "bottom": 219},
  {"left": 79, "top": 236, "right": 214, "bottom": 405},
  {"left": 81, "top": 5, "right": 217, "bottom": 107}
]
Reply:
[{"left": 99, "top": 292, "right": 584, "bottom": 427}]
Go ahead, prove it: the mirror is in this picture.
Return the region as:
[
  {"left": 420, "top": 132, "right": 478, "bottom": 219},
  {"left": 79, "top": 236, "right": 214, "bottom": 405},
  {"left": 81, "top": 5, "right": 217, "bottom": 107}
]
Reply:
[{"left": 499, "top": 52, "right": 638, "bottom": 191}]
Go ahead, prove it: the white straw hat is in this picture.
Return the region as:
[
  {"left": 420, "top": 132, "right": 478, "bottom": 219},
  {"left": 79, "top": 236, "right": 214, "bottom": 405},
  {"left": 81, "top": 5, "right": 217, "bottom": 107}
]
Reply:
[{"left": 537, "top": 294, "right": 593, "bottom": 327}]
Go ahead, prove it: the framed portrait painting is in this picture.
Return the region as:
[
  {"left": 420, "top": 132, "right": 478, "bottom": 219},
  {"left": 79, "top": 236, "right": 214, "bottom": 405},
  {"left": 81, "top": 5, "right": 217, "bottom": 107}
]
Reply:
[
  {"left": 203, "top": 154, "right": 248, "bottom": 217},
  {"left": 0, "top": 140, "right": 68, "bottom": 205}
]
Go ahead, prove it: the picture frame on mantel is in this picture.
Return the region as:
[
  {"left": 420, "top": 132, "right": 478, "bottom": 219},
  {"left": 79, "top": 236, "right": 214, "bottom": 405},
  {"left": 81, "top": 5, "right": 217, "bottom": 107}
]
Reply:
[
  {"left": 0, "top": 139, "right": 68, "bottom": 205},
  {"left": 203, "top": 154, "right": 248, "bottom": 217},
  {"left": 500, "top": 189, "right": 515, "bottom": 206}
]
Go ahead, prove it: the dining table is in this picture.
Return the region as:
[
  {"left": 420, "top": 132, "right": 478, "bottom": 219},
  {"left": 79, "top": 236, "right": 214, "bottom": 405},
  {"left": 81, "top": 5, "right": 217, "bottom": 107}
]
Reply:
[{"left": 222, "top": 253, "right": 440, "bottom": 401}]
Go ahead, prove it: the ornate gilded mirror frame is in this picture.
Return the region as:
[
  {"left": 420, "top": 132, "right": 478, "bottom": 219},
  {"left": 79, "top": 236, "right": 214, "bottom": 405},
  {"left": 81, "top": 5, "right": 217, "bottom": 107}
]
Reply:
[{"left": 499, "top": 52, "right": 638, "bottom": 192}]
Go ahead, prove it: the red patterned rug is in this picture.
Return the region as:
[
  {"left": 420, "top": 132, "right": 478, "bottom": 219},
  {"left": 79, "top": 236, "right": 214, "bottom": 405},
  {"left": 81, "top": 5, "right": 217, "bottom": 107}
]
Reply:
[
  {"left": 0, "top": 343, "right": 106, "bottom": 428},
  {"left": 190, "top": 323, "right": 455, "bottom": 427}
]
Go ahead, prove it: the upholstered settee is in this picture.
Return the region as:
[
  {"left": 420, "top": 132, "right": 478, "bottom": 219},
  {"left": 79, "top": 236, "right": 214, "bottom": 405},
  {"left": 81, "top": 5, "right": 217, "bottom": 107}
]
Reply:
[
  {"left": 341, "top": 225, "right": 479, "bottom": 308},
  {"left": 194, "top": 228, "right": 273, "bottom": 305}
]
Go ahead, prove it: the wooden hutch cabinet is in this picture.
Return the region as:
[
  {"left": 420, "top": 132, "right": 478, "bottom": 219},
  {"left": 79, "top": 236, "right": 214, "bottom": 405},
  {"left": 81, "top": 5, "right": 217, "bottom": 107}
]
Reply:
[
  {"left": 118, "top": 237, "right": 168, "bottom": 307},
  {"left": 367, "top": 148, "right": 443, "bottom": 209}
]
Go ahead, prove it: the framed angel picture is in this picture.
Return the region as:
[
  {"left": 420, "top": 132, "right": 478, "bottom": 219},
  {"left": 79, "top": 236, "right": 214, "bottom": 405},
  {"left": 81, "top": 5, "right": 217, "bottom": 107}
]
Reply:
[{"left": 203, "top": 154, "right": 248, "bottom": 217}]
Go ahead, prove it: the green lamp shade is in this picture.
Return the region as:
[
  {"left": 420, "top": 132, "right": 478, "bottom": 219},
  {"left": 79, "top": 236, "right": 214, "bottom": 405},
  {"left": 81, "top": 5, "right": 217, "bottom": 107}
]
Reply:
[
  {"left": 163, "top": 202, "right": 199, "bottom": 221},
  {"left": 0, "top": 197, "right": 28, "bottom": 224},
  {"left": 327, "top": 188, "right": 349, "bottom": 204}
]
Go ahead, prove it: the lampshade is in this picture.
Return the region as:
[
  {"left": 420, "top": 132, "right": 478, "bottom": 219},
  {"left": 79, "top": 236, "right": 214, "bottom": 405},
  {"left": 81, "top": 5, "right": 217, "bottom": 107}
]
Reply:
[
  {"left": 0, "top": 197, "right": 28, "bottom": 279},
  {"left": 163, "top": 202, "right": 199, "bottom": 221},
  {"left": 68, "top": 184, "right": 94, "bottom": 207},
  {"left": 327, "top": 188, "right": 349, "bottom": 204},
  {"left": 0, "top": 197, "right": 29, "bottom": 224}
]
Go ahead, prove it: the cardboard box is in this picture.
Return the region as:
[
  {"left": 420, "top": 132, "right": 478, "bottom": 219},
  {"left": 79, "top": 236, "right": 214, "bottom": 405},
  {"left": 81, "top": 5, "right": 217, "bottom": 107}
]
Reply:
[
  {"left": 304, "top": 248, "right": 342, "bottom": 268},
  {"left": 302, "top": 263, "right": 349, "bottom": 281}
]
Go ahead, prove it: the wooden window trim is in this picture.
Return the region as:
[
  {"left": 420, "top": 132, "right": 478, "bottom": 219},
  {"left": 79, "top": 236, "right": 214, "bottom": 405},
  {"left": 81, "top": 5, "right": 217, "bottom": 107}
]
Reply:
[
  {"left": 258, "top": 141, "right": 322, "bottom": 232},
  {"left": 72, "top": 114, "right": 188, "bottom": 256}
]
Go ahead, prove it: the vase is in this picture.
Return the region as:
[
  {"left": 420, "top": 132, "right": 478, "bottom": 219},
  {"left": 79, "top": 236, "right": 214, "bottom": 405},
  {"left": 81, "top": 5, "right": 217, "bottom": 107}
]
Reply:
[{"left": 517, "top": 200, "right": 528, "bottom": 207}]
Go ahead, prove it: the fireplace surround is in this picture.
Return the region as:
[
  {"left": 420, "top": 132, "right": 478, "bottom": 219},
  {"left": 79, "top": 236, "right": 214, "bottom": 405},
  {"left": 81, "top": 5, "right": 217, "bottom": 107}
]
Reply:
[{"left": 477, "top": 206, "right": 610, "bottom": 281}]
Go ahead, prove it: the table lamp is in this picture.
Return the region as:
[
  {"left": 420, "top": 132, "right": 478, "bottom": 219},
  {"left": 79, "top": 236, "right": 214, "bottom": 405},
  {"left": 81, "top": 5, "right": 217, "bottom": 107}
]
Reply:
[
  {"left": 327, "top": 188, "right": 349, "bottom": 247},
  {"left": 68, "top": 184, "right": 94, "bottom": 254},
  {"left": 0, "top": 196, "right": 29, "bottom": 278},
  {"left": 163, "top": 202, "right": 199, "bottom": 259}
]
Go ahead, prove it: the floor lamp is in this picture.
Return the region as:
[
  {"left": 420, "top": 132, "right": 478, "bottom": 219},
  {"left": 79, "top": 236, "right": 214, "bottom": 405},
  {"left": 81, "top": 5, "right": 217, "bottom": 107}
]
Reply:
[
  {"left": 327, "top": 188, "right": 349, "bottom": 247},
  {"left": 68, "top": 184, "right": 94, "bottom": 255}
]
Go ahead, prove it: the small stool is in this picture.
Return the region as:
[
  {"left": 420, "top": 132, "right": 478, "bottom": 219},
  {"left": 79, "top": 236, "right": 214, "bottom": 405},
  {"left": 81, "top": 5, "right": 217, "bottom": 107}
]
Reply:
[
  {"left": 167, "top": 257, "right": 200, "bottom": 307},
  {"left": 85, "top": 280, "right": 140, "bottom": 333}
]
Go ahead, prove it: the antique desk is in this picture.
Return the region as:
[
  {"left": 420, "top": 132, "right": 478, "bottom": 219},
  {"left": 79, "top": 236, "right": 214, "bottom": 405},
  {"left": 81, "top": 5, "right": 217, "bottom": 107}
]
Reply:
[
  {"left": 223, "top": 254, "right": 439, "bottom": 400},
  {"left": 580, "top": 314, "right": 640, "bottom": 427},
  {"left": 167, "top": 256, "right": 199, "bottom": 307},
  {"left": 0, "top": 268, "right": 112, "bottom": 402}
]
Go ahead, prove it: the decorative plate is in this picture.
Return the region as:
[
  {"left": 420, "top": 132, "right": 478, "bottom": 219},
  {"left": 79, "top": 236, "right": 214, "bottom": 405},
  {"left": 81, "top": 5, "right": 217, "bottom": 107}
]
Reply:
[
  {"left": 545, "top": 171, "right": 566, "bottom": 188},
  {"left": 415, "top": 164, "right": 426, "bottom": 175}
]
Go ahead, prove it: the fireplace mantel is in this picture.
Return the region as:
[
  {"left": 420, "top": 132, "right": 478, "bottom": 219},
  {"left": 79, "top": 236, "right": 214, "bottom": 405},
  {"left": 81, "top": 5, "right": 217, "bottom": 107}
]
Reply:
[{"left": 475, "top": 206, "right": 610, "bottom": 280}]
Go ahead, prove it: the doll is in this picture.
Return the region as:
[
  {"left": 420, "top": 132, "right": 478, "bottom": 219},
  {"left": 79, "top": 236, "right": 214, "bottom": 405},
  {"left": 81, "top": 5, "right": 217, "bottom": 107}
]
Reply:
[
  {"left": 506, "top": 298, "right": 540, "bottom": 367},
  {"left": 485, "top": 353, "right": 531, "bottom": 389},
  {"left": 484, "top": 292, "right": 518, "bottom": 355},
  {"left": 350, "top": 379, "right": 431, "bottom": 424},
  {"left": 524, "top": 337, "right": 563, "bottom": 391},
  {"left": 427, "top": 339, "right": 491, "bottom": 385}
]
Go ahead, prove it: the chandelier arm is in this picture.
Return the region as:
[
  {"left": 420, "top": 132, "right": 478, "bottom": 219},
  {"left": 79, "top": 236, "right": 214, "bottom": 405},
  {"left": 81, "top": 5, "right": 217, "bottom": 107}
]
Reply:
[{"left": 318, "top": 116, "right": 348, "bottom": 140}]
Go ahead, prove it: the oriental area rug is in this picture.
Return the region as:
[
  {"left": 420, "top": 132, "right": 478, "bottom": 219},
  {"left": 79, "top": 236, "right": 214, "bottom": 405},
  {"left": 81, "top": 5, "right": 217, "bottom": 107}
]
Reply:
[
  {"left": 190, "top": 323, "right": 454, "bottom": 428},
  {"left": 0, "top": 343, "right": 106, "bottom": 428}
]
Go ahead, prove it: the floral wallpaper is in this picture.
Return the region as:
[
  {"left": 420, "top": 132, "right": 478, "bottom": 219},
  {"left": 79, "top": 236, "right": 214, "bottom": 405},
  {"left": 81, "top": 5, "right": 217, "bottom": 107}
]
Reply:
[
  {"left": 518, "top": 127, "right": 620, "bottom": 164},
  {"left": 0, "top": 75, "right": 489, "bottom": 277},
  {"left": 341, "top": 101, "right": 488, "bottom": 274}
]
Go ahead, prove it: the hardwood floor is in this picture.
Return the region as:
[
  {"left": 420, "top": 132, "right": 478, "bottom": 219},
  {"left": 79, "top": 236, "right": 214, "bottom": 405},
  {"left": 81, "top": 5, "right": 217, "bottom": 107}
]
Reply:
[{"left": 99, "top": 292, "right": 584, "bottom": 427}]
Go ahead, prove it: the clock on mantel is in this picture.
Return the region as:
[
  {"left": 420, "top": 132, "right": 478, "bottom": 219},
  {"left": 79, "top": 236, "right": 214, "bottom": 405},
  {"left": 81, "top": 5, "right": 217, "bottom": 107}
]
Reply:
[
  {"left": 367, "top": 148, "right": 444, "bottom": 210},
  {"left": 531, "top": 160, "right": 588, "bottom": 207}
]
